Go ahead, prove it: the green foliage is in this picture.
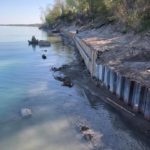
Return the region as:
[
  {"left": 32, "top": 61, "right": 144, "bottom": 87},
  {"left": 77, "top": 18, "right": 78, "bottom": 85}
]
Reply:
[
  {"left": 45, "top": 6, "right": 61, "bottom": 24},
  {"left": 139, "top": 5, "right": 150, "bottom": 31},
  {"left": 109, "top": 0, "right": 150, "bottom": 30},
  {"left": 44, "top": 0, "right": 150, "bottom": 31}
]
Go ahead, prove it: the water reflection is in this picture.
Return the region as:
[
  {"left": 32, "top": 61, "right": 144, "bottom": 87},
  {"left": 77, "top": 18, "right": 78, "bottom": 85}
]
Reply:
[{"left": 0, "top": 26, "right": 89, "bottom": 150}]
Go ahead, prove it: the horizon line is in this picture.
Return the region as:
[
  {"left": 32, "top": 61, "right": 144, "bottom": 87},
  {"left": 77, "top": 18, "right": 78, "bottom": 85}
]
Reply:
[{"left": 0, "top": 23, "right": 42, "bottom": 27}]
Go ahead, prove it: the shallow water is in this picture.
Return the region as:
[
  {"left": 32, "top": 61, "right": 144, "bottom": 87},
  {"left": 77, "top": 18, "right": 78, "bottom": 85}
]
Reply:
[{"left": 0, "top": 26, "right": 149, "bottom": 150}]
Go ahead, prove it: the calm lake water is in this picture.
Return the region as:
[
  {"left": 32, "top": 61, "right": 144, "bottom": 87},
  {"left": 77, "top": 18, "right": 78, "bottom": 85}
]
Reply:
[{"left": 0, "top": 26, "right": 149, "bottom": 150}]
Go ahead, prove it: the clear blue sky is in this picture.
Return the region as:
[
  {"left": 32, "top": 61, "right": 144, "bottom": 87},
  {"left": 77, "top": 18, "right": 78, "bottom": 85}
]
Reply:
[{"left": 0, "top": 0, "right": 54, "bottom": 24}]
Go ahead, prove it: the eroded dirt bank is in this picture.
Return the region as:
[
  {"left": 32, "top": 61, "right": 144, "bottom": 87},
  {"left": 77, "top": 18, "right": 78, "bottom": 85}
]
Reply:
[{"left": 61, "top": 23, "right": 150, "bottom": 88}]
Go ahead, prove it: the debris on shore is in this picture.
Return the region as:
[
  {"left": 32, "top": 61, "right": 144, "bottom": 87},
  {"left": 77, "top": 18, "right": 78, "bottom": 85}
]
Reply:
[
  {"left": 76, "top": 123, "right": 102, "bottom": 148},
  {"left": 42, "top": 54, "right": 47, "bottom": 59},
  {"left": 51, "top": 64, "right": 73, "bottom": 87},
  {"left": 51, "top": 67, "right": 62, "bottom": 72},
  {"left": 51, "top": 29, "right": 60, "bottom": 34},
  {"left": 28, "top": 36, "right": 38, "bottom": 45},
  {"left": 41, "top": 49, "right": 48, "bottom": 52},
  {"left": 54, "top": 75, "right": 73, "bottom": 88},
  {"left": 21, "top": 108, "right": 32, "bottom": 118},
  {"left": 51, "top": 65, "right": 69, "bottom": 72},
  {"left": 39, "top": 40, "right": 51, "bottom": 47}
]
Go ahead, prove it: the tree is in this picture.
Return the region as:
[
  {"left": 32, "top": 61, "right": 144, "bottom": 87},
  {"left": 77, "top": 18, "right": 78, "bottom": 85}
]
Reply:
[{"left": 44, "top": 0, "right": 150, "bottom": 30}]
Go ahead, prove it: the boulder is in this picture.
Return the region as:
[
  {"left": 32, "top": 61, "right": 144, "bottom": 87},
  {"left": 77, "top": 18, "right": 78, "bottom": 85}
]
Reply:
[
  {"left": 80, "top": 125, "right": 94, "bottom": 141},
  {"left": 51, "top": 67, "right": 61, "bottom": 72},
  {"left": 38, "top": 40, "right": 51, "bottom": 47},
  {"left": 52, "top": 29, "right": 60, "bottom": 33},
  {"left": 63, "top": 79, "right": 73, "bottom": 88},
  {"left": 80, "top": 125, "right": 89, "bottom": 132},
  {"left": 21, "top": 108, "right": 32, "bottom": 118},
  {"left": 42, "top": 54, "right": 47, "bottom": 59},
  {"left": 51, "top": 65, "right": 69, "bottom": 72},
  {"left": 54, "top": 75, "right": 73, "bottom": 88},
  {"left": 82, "top": 129, "right": 94, "bottom": 141}
]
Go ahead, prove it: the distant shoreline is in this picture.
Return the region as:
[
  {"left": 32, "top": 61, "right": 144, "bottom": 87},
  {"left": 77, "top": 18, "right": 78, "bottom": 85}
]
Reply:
[{"left": 0, "top": 24, "right": 41, "bottom": 27}]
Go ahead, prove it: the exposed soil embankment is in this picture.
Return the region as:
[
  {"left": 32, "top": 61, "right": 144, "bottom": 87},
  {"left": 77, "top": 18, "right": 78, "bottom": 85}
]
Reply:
[{"left": 61, "top": 24, "right": 150, "bottom": 88}]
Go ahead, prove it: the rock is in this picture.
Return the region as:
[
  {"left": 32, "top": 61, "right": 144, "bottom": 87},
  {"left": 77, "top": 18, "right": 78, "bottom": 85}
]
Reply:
[
  {"left": 41, "top": 50, "right": 47, "bottom": 52},
  {"left": 42, "top": 54, "right": 47, "bottom": 59},
  {"left": 21, "top": 108, "right": 32, "bottom": 118},
  {"left": 147, "top": 68, "right": 150, "bottom": 73},
  {"left": 39, "top": 40, "right": 51, "bottom": 47},
  {"left": 62, "top": 77, "right": 73, "bottom": 88},
  {"left": 79, "top": 125, "right": 94, "bottom": 141},
  {"left": 63, "top": 79, "right": 73, "bottom": 88},
  {"left": 82, "top": 129, "right": 94, "bottom": 141},
  {"left": 61, "top": 64, "right": 69, "bottom": 70},
  {"left": 28, "top": 40, "right": 38, "bottom": 45},
  {"left": 51, "top": 65, "right": 69, "bottom": 72},
  {"left": 54, "top": 76, "right": 65, "bottom": 82},
  {"left": 52, "top": 29, "right": 60, "bottom": 33},
  {"left": 54, "top": 75, "right": 73, "bottom": 88},
  {"left": 51, "top": 67, "right": 61, "bottom": 72},
  {"left": 80, "top": 125, "right": 89, "bottom": 132}
]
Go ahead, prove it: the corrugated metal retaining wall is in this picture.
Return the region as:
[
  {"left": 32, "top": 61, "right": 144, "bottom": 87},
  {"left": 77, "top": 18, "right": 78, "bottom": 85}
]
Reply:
[{"left": 72, "top": 34, "right": 150, "bottom": 120}]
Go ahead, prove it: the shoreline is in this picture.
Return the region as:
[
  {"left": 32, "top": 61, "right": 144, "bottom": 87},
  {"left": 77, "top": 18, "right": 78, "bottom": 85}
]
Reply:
[
  {"left": 56, "top": 24, "right": 150, "bottom": 121},
  {"left": 56, "top": 35, "right": 150, "bottom": 140}
]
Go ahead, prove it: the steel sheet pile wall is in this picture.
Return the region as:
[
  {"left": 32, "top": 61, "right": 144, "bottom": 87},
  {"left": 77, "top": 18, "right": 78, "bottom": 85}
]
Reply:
[
  {"left": 74, "top": 36, "right": 96, "bottom": 75},
  {"left": 73, "top": 34, "right": 150, "bottom": 120}
]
